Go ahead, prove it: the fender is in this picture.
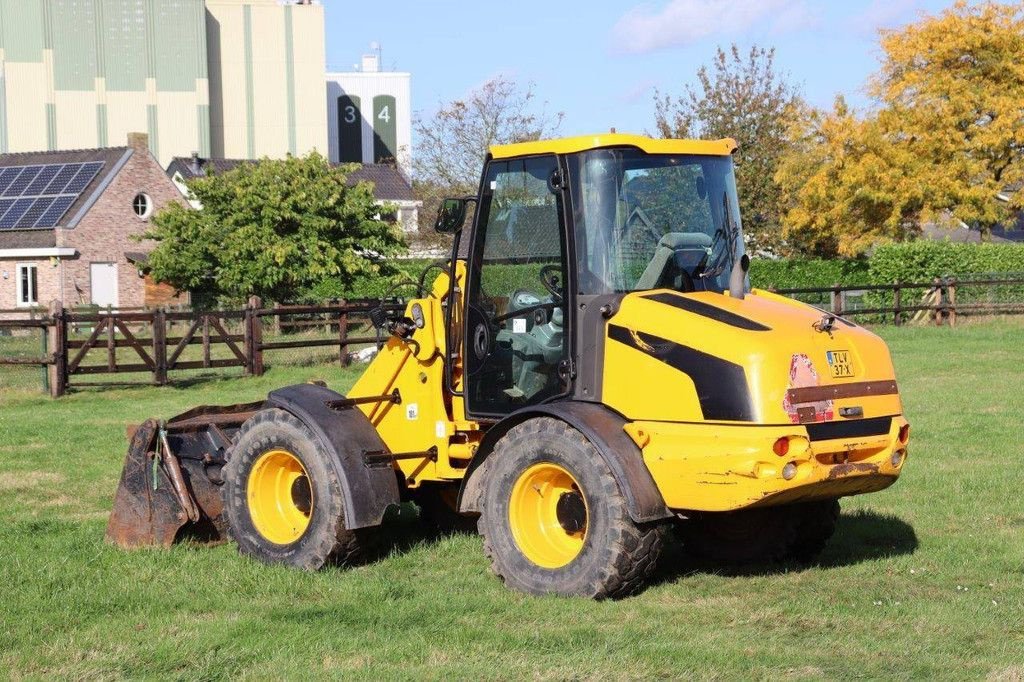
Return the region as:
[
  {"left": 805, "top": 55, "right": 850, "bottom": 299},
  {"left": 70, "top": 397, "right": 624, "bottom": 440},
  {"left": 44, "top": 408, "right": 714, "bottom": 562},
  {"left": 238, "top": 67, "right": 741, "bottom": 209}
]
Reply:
[
  {"left": 264, "top": 384, "right": 400, "bottom": 529},
  {"left": 458, "top": 401, "right": 671, "bottom": 524}
]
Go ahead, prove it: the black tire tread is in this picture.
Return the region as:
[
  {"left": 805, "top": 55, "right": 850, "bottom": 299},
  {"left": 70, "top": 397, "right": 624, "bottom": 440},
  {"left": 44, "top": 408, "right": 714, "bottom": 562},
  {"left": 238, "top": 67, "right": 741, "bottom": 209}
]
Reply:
[
  {"left": 478, "top": 417, "right": 667, "bottom": 599},
  {"left": 224, "top": 408, "right": 369, "bottom": 570}
]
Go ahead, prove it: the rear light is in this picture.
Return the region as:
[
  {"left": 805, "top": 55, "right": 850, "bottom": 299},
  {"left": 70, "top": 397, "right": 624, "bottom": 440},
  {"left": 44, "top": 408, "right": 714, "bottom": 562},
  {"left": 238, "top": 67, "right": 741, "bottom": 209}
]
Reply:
[
  {"left": 898, "top": 424, "right": 910, "bottom": 444},
  {"left": 782, "top": 462, "right": 798, "bottom": 480},
  {"left": 773, "top": 437, "right": 790, "bottom": 457},
  {"left": 891, "top": 450, "right": 906, "bottom": 467}
]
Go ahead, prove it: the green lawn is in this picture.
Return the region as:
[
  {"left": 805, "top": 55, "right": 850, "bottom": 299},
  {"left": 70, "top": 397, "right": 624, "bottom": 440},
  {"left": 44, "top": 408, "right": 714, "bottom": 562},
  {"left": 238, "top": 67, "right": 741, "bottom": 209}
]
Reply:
[{"left": 1, "top": 320, "right": 1023, "bottom": 679}]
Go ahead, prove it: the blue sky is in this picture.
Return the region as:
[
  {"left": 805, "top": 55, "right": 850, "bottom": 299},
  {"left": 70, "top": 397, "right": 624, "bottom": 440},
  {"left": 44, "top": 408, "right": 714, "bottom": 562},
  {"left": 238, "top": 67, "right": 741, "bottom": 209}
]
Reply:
[{"left": 323, "top": 0, "right": 961, "bottom": 140}]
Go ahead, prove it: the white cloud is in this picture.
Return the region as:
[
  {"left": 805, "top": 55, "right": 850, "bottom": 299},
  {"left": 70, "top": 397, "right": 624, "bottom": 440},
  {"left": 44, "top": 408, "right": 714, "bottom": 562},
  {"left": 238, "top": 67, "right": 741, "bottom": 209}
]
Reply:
[{"left": 610, "top": 0, "right": 815, "bottom": 55}]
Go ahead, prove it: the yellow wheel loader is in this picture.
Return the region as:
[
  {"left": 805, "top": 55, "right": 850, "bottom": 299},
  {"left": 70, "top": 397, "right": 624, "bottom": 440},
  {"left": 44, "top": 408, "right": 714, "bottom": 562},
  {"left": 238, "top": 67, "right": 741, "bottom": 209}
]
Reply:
[{"left": 107, "top": 134, "right": 911, "bottom": 598}]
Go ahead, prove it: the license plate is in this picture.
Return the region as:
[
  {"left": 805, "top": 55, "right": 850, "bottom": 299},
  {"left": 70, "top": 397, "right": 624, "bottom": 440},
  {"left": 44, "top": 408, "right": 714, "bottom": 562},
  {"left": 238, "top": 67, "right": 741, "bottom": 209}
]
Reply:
[{"left": 826, "top": 350, "right": 854, "bottom": 378}]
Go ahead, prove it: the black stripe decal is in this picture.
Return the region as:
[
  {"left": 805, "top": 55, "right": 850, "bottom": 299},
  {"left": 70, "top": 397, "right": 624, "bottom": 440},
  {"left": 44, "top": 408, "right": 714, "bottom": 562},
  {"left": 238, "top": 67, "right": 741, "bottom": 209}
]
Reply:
[
  {"left": 805, "top": 417, "right": 892, "bottom": 442},
  {"left": 608, "top": 325, "right": 757, "bottom": 422},
  {"left": 645, "top": 292, "right": 770, "bottom": 331}
]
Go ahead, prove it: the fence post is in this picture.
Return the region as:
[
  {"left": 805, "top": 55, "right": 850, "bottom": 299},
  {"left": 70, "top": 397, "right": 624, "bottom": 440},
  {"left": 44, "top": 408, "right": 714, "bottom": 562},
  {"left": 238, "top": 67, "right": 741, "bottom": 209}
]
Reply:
[
  {"left": 338, "top": 299, "right": 350, "bottom": 367},
  {"left": 830, "top": 284, "right": 842, "bottom": 316},
  {"left": 247, "top": 295, "right": 264, "bottom": 376},
  {"left": 948, "top": 278, "right": 957, "bottom": 328},
  {"left": 47, "top": 300, "right": 66, "bottom": 398},
  {"left": 152, "top": 307, "right": 167, "bottom": 385},
  {"left": 893, "top": 281, "right": 902, "bottom": 326}
]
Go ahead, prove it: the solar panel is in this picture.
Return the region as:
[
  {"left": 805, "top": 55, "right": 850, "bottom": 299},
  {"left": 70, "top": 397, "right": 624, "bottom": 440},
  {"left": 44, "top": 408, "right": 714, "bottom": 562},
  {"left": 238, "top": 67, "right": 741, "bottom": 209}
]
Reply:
[
  {"left": 25, "top": 165, "right": 61, "bottom": 195},
  {"left": 0, "top": 168, "right": 21, "bottom": 195},
  {"left": 44, "top": 164, "right": 81, "bottom": 195},
  {"left": 35, "top": 195, "right": 76, "bottom": 228},
  {"left": 16, "top": 197, "right": 54, "bottom": 229},
  {"left": 0, "top": 160, "right": 106, "bottom": 229},
  {"left": 0, "top": 198, "right": 15, "bottom": 222},
  {"left": 63, "top": 162, "right": 103, "bottom": 194},
  {"left": 7, "top": 166, "right": 42, "bottom": 196},
  {"left": 0, "top": 198, "right": 35, "bottom": 228}
]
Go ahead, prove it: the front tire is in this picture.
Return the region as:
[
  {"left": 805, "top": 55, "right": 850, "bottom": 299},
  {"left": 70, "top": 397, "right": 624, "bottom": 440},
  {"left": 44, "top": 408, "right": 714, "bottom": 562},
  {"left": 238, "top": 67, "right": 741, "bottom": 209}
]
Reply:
[
  {"left": 478, "top": 418, "right": 667, "bottom": 599},
  {"left": 224, "top": 409, "right": 367, "bottom": 569}
]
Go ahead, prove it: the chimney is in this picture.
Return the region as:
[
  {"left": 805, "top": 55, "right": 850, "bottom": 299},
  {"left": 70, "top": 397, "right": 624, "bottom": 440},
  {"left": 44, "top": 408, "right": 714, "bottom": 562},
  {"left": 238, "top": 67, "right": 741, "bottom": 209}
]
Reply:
[
  {"left": 361, "top": 54, "right": 379, "bottom": 73},
  {"left": 127, "top": 132, "right": 149, "bottom": 152},
  {"left": 190, "top": 151, "right": 202, "bottom": 176}
]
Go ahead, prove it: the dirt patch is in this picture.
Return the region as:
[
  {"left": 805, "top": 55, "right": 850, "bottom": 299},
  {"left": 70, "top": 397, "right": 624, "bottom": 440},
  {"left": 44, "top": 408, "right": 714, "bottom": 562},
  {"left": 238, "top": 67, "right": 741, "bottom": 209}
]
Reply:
[
  {"left": 988, "top": 665, "right": 1024, "bottom": 682},
  {"left": 0, "top": 471, "right": 62, "bottom": 491}
]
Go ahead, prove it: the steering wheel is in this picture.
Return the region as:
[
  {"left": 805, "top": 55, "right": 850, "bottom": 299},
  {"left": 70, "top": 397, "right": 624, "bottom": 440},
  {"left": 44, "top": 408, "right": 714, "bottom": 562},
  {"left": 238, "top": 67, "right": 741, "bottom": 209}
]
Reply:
[{"left": 539, "top": 264, "right": 564, "bottom": 301}]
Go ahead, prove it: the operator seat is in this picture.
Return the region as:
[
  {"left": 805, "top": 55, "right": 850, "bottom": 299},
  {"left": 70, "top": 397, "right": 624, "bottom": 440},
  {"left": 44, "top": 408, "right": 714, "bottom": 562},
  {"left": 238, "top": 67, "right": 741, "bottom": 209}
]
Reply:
[{"left": 635, "top": 232, "right": 712, "bottom": 290}]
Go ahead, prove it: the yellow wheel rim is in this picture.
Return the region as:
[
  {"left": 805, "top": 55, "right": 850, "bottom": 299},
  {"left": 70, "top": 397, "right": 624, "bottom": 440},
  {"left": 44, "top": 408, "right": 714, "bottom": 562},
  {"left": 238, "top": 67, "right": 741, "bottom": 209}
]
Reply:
[
  {"left": 247, "top": 449, "right": 313, "bottom": 545},
  {"left": 509, "top": 462, "right": 588, "bottom": 569}
]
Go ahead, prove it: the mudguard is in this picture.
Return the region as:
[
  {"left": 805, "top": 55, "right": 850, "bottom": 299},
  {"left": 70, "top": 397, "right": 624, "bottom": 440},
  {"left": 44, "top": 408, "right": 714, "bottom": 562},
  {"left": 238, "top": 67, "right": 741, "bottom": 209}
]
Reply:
[
  {"left": 266, "top": 384, "right": 400, "bottom": 530},
  {"left": 458, "top": 401, "right": 672, "bottom": 524}
]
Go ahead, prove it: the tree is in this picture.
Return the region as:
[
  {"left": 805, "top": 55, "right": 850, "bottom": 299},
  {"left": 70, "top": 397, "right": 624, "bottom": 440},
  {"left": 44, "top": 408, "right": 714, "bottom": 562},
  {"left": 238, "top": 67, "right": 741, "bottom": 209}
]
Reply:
[
  {"left": 870, "top": 1, "right": 1024, "bottom": 236},
  {"left": 145, "top": 153, "right": 405, "bottom": 304},
  {"left": 777, "top": 2, "right": 1024, "bottom": 255},
  {"left": 413, "top": 76, "right": 563, "bottom": 231},
  {"left": 775, "top": 97, "right": 930, "bottom": 257},
  {"left": 655, "top": 45, "right": 804, "bottom": 254}
]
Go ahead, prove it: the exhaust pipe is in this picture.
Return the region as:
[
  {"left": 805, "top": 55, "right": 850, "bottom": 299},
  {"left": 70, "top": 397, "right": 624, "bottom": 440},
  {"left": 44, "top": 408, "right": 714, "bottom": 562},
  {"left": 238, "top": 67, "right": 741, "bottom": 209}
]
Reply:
[{"left": 729, "top": 253, "right": 750, "bottom": 300}]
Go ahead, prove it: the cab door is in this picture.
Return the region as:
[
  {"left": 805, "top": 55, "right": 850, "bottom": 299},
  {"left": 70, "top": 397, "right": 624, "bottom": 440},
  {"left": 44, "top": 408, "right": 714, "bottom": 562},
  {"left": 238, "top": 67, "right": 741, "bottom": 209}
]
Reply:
[{"left": 464, "top": 155, "right": 570, "bottom": 418}]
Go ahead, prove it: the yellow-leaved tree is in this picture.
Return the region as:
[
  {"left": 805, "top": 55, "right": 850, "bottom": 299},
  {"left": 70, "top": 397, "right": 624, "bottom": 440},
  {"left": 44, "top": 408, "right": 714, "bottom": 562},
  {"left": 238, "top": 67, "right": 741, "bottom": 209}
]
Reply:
[
  {"left": 776, "top": 97, "right": 932, "bottom": 257},
  {"left": 778, "top": 1, "right": 1024, "bottom": 256}
]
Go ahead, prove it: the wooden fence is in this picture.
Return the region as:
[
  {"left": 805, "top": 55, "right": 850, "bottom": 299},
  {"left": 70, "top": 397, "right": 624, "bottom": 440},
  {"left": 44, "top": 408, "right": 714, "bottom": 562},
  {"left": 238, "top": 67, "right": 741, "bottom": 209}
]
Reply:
[
  {"left": 0, "top": 297, "right": 401, "bottom": 397},
  {"left": 769, "top": 276, "right": 1024, "bottom": 326},
  {"left": 4, "top": 276, "right": 1024, "bottom": 397}
]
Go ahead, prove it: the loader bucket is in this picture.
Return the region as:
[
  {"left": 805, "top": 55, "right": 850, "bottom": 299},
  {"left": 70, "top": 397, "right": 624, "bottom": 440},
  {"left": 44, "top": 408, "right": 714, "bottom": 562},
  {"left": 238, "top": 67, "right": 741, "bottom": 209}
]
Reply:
[{"left": 105, "top": 402, "right": 263, "bottom": 548}]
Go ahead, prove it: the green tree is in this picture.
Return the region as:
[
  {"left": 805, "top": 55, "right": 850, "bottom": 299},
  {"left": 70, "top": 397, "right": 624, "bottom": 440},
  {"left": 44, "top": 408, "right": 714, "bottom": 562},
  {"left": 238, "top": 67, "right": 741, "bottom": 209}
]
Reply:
[
  {"left": 655, "top": 45, "right": 804, "bottom": 254},
  {"left": 145, "top": 153, "right": 405, "bottom": 304}
]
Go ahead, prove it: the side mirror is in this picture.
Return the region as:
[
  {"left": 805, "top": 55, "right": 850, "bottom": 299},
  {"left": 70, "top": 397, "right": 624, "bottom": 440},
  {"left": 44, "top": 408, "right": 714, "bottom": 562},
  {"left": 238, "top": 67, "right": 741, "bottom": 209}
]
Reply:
[{"left": 434, "top": 198, "right": 467, "bottom": 234}]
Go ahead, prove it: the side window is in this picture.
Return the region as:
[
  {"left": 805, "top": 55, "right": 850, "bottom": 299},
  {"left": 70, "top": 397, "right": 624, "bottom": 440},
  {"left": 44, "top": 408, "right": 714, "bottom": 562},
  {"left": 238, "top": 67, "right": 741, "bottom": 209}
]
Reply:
[
  {"left": 466, "top": 156, "right": 567, "bottom": 416},
  {"left": 16, "top": 263, "right": 38, "bottom": 307}
]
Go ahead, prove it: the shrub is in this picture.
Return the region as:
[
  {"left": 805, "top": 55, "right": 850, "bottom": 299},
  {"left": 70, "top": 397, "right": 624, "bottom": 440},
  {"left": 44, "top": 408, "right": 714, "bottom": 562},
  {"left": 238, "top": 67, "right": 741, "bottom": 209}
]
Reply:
[
  {"left": 868, "top": 241, "right": 1024, "bottom": 284},
  {"left": 749, "top": 258, "right": 870, "bottom": 290}
]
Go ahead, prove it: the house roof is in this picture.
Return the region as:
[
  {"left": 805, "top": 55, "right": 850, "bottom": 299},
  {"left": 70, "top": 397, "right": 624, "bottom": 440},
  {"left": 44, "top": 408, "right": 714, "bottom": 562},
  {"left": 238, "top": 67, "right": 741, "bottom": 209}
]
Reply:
[
  {"left": 0, "top": 146, "right": 131, "bottom": 249},
  {"left": 166, "top": 156, "right": 416, "bottom": 202}
]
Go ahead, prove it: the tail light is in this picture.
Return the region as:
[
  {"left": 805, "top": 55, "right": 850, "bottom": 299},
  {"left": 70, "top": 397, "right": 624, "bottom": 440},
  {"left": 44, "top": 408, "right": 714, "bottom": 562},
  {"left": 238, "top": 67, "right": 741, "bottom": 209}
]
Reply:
[
  {"left": 898, "top": 423, "right": 910, "bottom": 444},
  {"left": 773, "top": 437, "right": 790, "bottom": 457}
]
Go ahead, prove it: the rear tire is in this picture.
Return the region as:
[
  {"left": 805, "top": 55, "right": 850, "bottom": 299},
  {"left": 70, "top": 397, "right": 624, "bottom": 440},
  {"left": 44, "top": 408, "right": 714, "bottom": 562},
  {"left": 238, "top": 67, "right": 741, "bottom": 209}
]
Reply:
[
  {"left": 679, "top": 499, "right": 841, "bottom": 564},
  {"left": 679, "top": 506, "right": 797, "bottom": 564},
  {"left": 478, "top": 418, "right": 667, "bottom": 599},
  {"left": 788, "top": 499, "right": 840, "bottom": 562},
  {"left": 224, "top": 409, "right": 368, "bottom": 570}
]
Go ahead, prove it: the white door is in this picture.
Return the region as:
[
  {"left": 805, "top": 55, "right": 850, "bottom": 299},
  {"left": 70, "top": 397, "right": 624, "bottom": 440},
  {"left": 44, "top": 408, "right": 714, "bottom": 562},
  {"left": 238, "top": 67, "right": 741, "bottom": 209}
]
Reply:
[{"left": 90, "top": 262, "right": 119, "bottom": 307}]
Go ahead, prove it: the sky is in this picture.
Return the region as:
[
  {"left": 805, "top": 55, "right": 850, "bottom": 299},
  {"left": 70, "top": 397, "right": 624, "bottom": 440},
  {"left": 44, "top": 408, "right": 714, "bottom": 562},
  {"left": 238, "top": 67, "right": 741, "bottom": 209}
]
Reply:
[{"left": 322, "top": 0, "right": 962, "bottom": 142}]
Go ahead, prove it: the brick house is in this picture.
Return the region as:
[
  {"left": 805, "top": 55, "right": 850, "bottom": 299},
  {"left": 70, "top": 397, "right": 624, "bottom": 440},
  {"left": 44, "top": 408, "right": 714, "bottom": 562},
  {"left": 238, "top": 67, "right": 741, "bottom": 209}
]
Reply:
[{"left": 0, "top": 133, "right": 186, "bottom": 315}]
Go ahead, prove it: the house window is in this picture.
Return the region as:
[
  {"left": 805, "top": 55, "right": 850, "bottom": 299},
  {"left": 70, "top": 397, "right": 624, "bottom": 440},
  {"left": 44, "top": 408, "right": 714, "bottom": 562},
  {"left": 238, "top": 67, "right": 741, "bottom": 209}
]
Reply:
[
  {"left": 132, "top": 193, "right": 152, "bottom": 218},
  {"left": 16, "top": 264, "right": 38, "bottom": 307}
]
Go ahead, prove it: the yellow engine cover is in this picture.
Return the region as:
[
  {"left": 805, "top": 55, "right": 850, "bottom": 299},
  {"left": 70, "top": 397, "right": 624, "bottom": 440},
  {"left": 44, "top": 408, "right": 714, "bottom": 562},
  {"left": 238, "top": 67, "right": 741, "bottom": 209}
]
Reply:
[{"left": 602, "top": 288, "right": 902, "bottom": 425}]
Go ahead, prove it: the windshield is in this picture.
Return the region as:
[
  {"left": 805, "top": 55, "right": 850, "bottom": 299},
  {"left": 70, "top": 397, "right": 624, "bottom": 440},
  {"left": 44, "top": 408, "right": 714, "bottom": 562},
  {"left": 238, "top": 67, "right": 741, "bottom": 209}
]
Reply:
[{"left": 568, "top": 148, "right": 746, "bottom": 295}]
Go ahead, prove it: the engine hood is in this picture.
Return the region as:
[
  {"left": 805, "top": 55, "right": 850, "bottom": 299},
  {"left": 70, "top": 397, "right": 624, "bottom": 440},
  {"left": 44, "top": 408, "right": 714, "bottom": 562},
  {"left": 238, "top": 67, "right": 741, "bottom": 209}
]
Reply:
[{"left": 600, "top": 288, "right": 903, "bottom": 425}]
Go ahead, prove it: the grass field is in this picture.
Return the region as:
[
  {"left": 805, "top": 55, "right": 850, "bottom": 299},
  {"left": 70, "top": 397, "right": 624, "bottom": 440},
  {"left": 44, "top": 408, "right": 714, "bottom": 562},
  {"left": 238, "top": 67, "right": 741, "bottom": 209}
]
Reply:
[{"left": 1, "top": 319, "right": 1023, "bottom": 679}]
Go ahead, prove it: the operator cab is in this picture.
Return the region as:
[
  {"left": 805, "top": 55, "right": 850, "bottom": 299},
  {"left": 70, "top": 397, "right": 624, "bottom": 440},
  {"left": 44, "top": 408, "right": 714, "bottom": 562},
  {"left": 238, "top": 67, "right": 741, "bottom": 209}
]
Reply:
[{"left": 443, "top": 135, "right": 747, "bottom": 420}]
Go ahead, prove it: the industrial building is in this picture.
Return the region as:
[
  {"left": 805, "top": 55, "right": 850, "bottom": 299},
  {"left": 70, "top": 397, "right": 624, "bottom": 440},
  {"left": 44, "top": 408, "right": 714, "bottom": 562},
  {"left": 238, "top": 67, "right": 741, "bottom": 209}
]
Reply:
[
  {"left": 327, "top": 54, "right": 411, "bottom": 170},
  {"left": 0, "top": 0, "right": 328, "bottom": 167}
]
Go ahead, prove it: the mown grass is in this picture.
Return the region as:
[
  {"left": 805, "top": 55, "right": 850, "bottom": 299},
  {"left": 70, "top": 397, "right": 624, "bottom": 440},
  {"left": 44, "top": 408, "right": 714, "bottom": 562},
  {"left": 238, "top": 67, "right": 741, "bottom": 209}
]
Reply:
[{"left": 1, "top": 320, "right": 1023, "bottom": 679}]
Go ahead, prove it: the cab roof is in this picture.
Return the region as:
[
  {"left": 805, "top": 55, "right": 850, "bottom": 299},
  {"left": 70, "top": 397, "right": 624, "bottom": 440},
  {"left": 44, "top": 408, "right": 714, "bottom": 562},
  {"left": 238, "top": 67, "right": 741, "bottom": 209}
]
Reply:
[{"left": 489, "top": 133, "right": 737, "bottom": 159}]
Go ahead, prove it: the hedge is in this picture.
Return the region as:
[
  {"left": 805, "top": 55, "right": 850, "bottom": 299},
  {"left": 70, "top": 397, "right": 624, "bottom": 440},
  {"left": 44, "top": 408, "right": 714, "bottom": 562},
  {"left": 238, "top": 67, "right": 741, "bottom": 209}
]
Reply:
[
  {"left": 748, "top": 258, "right": 869, "bottom": 290},
  {"left": 868, "top": 241, "right": 1024, "bottom": 284},
  {"left": 304, "top": 242, "right": 1024, "bottom": 303}
]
